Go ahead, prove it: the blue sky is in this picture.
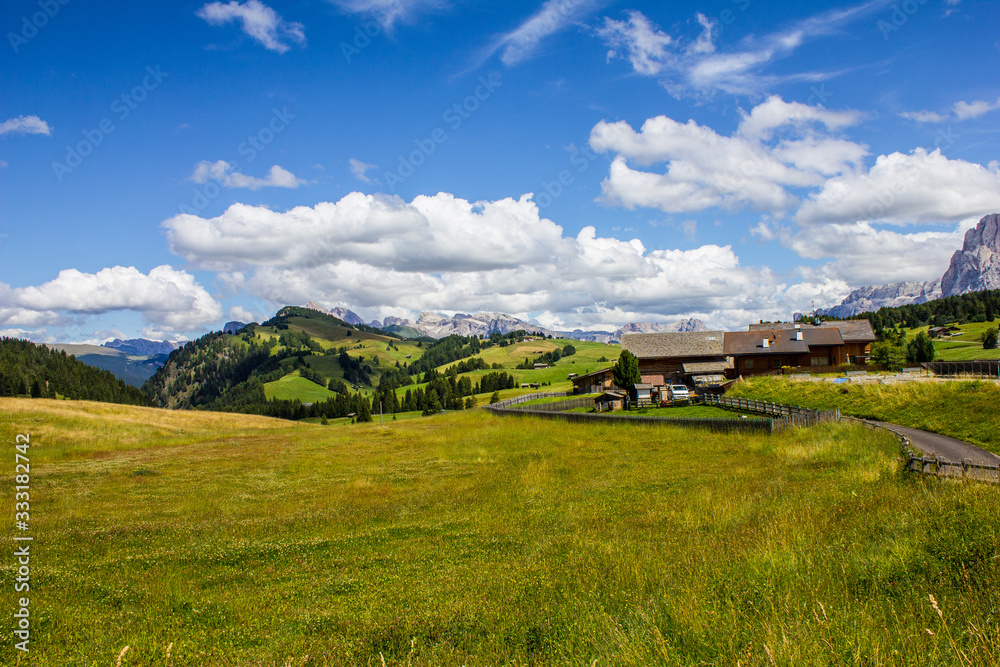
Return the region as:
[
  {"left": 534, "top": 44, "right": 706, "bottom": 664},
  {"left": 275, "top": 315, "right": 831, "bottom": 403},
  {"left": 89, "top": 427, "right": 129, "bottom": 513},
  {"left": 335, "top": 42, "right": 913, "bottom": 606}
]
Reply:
[{"left": 2, "top": 0, "right": 999, "bottom": 341}]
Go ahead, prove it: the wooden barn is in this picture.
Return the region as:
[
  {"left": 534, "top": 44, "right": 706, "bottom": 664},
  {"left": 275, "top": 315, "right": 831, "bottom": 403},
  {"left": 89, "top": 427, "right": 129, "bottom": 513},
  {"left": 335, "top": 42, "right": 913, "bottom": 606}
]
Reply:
[{"left": 620, "top": 331, "right": 728, "bottom": 390}]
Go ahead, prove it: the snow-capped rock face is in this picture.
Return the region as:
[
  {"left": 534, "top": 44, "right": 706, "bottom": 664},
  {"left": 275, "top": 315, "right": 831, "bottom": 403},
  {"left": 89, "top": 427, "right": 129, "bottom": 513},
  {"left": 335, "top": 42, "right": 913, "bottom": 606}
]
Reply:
[
  {"left": 817, "top": 213, "right": 1000, "bottom": 318},
  {"left": 940, "top": 213, "right": 1000, "bottom": 296}
]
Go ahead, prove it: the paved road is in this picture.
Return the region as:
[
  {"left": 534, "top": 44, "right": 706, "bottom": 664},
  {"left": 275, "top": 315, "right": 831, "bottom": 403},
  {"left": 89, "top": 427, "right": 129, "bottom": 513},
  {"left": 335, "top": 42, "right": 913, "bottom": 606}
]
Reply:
[{"left": 874, "top": 421, "right": 1000, "bottom": 467}]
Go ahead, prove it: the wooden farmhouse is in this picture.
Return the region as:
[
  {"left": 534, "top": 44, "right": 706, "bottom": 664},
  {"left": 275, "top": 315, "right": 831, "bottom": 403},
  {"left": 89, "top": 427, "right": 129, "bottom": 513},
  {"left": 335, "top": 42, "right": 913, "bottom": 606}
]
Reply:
[
  {"left": 746, "top": 320, "right": 876, "bottom": 365},
  {"left": 620, "top": 331, "right": 729, "bottom": 389},
  {"left": 570, "top": 367, "right": 615, "bottom": 394}
]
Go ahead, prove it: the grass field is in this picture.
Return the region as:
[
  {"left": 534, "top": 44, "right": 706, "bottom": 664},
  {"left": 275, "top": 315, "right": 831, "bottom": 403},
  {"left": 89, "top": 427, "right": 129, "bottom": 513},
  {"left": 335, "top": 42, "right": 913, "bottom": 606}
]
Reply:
[
  {"left": 3, "top": 398, "right": 999, "bottom": 665},
  {"left": 263, "top": 371, "right": 340, "bottom": 402},
  {"left": 898, "top": 319, "right": 1000, "bottom": 361},
  {"left": 730, "top": 375, "right": 1000, "bottom": 453}
]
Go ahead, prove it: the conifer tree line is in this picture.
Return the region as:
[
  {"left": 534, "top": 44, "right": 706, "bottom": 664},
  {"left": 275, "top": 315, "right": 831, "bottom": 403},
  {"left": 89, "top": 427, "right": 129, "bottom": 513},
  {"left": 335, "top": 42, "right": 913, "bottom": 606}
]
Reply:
[
  {"left": 847, "top": 289, "right": 1000, "bottom": 339},
  {"left": 0, "top": 338, "right": 152, "bottom": 405}
]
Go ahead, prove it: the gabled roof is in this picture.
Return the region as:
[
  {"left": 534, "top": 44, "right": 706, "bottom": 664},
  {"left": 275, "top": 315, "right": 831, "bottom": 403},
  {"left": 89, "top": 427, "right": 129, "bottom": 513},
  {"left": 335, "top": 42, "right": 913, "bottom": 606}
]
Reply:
[
  {"left": 571, "top": 367, "right": 612, "bottom": 383},
  {"left": 725, "top": 330, "right": 809, "bottom": 355},
  {"left": 747, "top": 320, "right": 875, "bottom": 343},
  {"left": 682, "top": 359, "right": 733, "bottom": 374},
  {"left": 800, "top": 328, "right": 844, "bottom": 346},
  {"left": 621, "top": 331, "right": 725, "bottom": 358}
]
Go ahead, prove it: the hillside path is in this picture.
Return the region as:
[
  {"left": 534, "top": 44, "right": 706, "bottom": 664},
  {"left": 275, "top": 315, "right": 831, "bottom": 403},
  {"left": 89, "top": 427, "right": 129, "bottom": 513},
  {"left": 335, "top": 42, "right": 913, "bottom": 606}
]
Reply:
[{"left": 873, "top": 421, "right": 1000, "bottom": 466}]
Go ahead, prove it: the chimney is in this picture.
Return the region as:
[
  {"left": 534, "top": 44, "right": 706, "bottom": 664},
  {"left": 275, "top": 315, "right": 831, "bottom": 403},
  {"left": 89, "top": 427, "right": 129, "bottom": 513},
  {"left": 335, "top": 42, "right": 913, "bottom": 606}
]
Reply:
[{"left": 762, "top": 338, "right": 770, "bottom": 348}]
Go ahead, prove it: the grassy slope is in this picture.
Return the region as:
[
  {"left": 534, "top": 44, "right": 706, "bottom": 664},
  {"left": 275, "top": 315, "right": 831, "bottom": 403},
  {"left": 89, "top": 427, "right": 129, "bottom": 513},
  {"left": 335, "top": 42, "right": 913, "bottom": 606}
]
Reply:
[
  {"left": 900, "top": 319, "right": 1000, "bottom": 361},
  {"left": 730, "top": 375, "right": 1000, "bottom": 453},
  {"left": 3, "top": 398, "right": 998, "bottom": 666},
  {"left": 263, "top": 371, "right": 340, "bottom": 402}
]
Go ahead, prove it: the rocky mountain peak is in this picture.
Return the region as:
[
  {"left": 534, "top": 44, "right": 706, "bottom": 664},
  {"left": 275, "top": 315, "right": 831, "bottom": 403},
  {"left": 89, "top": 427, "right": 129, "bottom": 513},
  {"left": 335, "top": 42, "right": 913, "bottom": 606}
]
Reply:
[{"left": 940, "top": 213, "right": 1000, "bottom": 295}]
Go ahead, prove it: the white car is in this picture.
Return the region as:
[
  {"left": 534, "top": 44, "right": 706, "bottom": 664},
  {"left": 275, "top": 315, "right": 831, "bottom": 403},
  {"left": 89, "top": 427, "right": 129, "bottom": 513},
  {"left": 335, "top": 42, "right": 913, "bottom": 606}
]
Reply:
[{"left": 667, "top": 384, "right": 690, "bottom": 401}]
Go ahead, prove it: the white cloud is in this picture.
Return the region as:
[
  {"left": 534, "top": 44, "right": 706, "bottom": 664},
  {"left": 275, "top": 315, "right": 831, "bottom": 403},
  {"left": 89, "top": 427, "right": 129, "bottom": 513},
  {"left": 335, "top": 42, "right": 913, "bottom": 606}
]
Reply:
[
  {"left": 596, "top": 10, "right": 673, "bottom": 75},
  {"left": 227, "top": 305, "right": 258, "bottom": 323},
  {"left": 348, "top": 158, "right": 378, "bottom": 183},
  {"left": 162, "top": 191, "right": 796, "bottom": 330},
  {"left": 196, "top": 0, "right": 305, "bottom": 53},
  {"left": 737, "top": 96, "right": 863, "bottom": 140},
  {"left": 589, "top": 96, "right": 867, "bottom": 214},
  {"left": 597, "top": 2, "right": 888, "bottom": 97},
  {"left": 329, "top": 0, "right": 449, "bottom": 30},
  {"left": 953, "top": 97, "right": 1000, "bottom": 121},
  {"left": 0, "top": 115, "right": 52, "bottom": 136},
  {"left": 796, "top": 148, "right": 1000, "bottom": 226},
  {"left": 190, "top": 160, "right": 305, "bottom": 190},
  {"left": 899, "top": 110, "right": 947, "bottom": 123},
  {"left": 900, "top": 97, "right": 1000, "bottom": 123},
  {"left": 491, "top": 0, "right": 600, "bottom": 66},
  {"left": 0, "top": 266, "right": 222, "bottom": 333},
  {"left": 782, "top": 221, "right": 968, "bottom": 285}
]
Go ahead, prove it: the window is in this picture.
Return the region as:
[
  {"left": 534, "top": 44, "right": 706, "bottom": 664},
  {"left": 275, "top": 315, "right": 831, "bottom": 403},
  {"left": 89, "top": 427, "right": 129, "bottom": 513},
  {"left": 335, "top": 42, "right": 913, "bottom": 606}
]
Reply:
[
  {"left": 810, "top": 357, "right": 829, "bottom": 367},
  {"left": 772, "top": 358, "right": 782, "bottom": 368},
  {"left": 744, "top": 359, "right": 754, "bottom": 370}
]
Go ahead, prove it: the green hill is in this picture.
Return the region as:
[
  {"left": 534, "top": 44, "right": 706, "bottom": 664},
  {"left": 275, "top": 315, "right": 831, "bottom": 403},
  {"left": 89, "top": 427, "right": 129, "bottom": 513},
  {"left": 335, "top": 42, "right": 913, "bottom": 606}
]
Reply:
[{"left": 143, "top": 309, "right": 628, "bottom": 420}]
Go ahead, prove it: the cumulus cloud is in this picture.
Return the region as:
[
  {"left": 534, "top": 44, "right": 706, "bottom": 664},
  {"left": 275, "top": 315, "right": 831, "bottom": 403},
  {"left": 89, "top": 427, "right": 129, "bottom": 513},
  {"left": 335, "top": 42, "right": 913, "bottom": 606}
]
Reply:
[
  {"left": 227, "top": 305, "right": 259, "bottom": 323},
  {"left": 796, "top": 149, "right": 1000, "bottom": 226},
  {"left": 162, "top": 191, "right": 801, "bottom": 330},
  {"left": 596, "top": 2, "right": 887, "bottom": 97},
  {"left": 589, "top": 95, "right": 867, "bottom": 214},
  {"left": 953, "top": 97, "right": 1000, "bottom": 121},
  {"left": 348, "top": 158, "right": 378, "bottom": 183},
  {"left": 0, "top": 115, "right": 52, "bottom": 136},
  {"left": 781, "top": 221, "right": 969, "bottom": 285},
  {"left": 0, "top": 266, "right": 222, "bottom": 333},
  {"left": 190, "top": 160, "right": 305, "bottom": 190},
  {"left": 196, "top": 0, "right": 305, "bottom": 53}
]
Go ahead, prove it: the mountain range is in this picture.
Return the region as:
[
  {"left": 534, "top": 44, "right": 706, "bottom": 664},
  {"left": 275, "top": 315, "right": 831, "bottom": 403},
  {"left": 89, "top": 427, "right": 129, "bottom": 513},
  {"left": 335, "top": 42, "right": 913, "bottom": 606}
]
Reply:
[
  {"left": 818, "top": 213, "right": 1000, "bottom": 318},
  {"left": 304, "top": 301, "right": 707, "bottom": 342}
]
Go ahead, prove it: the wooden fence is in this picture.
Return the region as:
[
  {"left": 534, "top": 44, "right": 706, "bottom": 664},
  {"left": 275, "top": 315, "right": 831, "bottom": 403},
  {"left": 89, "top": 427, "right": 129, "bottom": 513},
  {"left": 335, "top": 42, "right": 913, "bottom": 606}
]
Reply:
[
  {"left": 702, "top": 395, "right": 840, "bottom": 429},
  {"left": 840, "top": 415, "right": 1000, "bottom": 484},
  {"left": 489, "top": 392, "right": 1000, "bottom": 484},
  {"left": 486, "top": 392, "right": 777, "bottom": 434}
]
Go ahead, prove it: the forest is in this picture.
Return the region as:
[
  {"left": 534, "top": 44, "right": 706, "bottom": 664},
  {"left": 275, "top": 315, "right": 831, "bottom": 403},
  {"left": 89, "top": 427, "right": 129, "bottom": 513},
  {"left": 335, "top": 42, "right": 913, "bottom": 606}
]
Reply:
[{"left": 0, "top": 338, "right": 152, "bottom": 405}]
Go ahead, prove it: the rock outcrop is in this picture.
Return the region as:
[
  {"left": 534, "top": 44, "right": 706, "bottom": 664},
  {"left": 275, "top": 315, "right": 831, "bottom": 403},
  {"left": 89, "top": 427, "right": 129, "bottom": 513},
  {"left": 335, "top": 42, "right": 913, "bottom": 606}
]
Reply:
[{"left": 940, "top": 213, "right": 1000, "bottom": 295}]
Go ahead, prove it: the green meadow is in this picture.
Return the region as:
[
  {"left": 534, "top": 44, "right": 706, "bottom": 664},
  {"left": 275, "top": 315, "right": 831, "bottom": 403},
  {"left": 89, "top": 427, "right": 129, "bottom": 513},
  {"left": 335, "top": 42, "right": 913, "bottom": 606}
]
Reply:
[
  {"left": 3, "top": 397, "right": 998, "bottom": 665},
  {"left": 729, "top": 376, "right": 1000, "bottom": 454}
]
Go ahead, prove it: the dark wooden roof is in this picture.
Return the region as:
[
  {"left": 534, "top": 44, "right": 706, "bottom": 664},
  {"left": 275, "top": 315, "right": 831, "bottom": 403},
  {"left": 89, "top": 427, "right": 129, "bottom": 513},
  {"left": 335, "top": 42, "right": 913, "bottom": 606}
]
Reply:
[
  {"left": 747, "top": 320, "right": 875, "bottom": 343},
  {"left": 571, "top": 367, "right": 612, "bottom": 383},
  {"left": 682, "top": 359, "right": 733, "bottom": 373},
  {"left": 621, "top": 331, "right": 725, "bottom": 358},
  {"left": 725, "top": 330, "right": 809, "bottom": 355}
]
